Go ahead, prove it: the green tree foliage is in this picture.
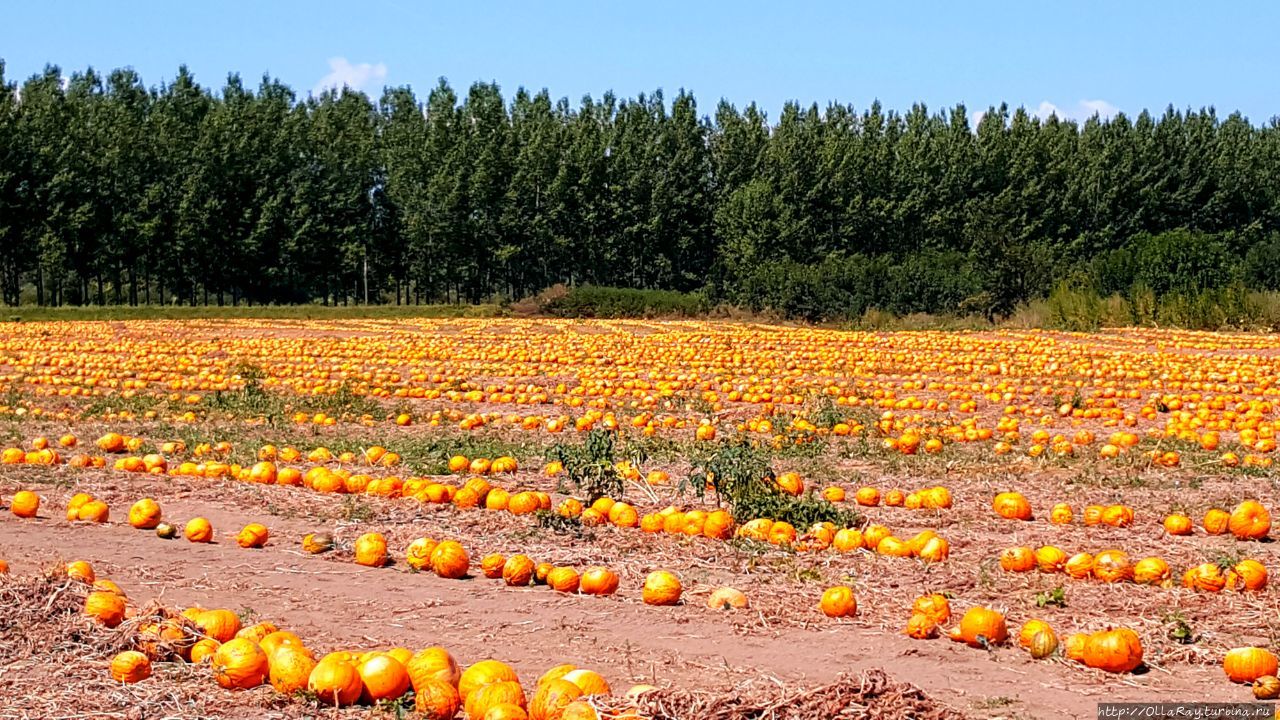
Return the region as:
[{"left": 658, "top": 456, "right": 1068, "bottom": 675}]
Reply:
[{"left": 2, "top": 60, "right": 1280, "bottom": 322}]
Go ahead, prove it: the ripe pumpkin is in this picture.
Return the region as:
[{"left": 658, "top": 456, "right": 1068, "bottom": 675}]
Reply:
[
  {"left": 1083, "top": 628, "right": 1144, "bottom": 673},
  {"left": 406, "top": 537, "right": 440, "bottom": 571},
  {"left": 992, "top": 492, "right": 1032, "bottom": 520},
  {"left": 84, "top": 591, "right": 126, "bottom": 628},
  {"left": 1082, "top": 505, "right": 1104, "bottom": 526},
  {"left": 911, "top": 594, "right": 950, "bottom": 624},
  {"left": 560, "top": 669, "right": 609, "bottom": 696},
  {"left": 1204, "top": 508, "right": 1230, "bottom": 535},
  {"left": 258, "top": 630, "right": 303, "bottom": 658},
  {"left": 415, "top": 677, "right": 463, "bottom": 720},
  {"left": 184, "top": 517, "right": 213, "bottom": 543},
  {"left": 503, "top": 555, "right": 536, "bottom": 586},
  {"left": 359, "top": 654, "right": 411, "bottom": 703},
  {"left": 355, "top": 532, "right": 389, "bottom": 567},
  {"left": 948, "top": 607, "right": 1008, "bottom": 648},
  {"left": 547, "top": 567, "right": 581, "bottom": 593},
  {"left": 1049, "top": 503, "right": 1073, "bottom": 524},
  {"left": 1034, "top": 546, "right": 1067, "bottom": 573},
  {"left": 904, "top": 613, "right": 937, "bottom": 639},
  {"left": 999, "top": 546, "right": 1036, "bottom": 573},
  {"left": 560, "top": 702, "right": 600, "bottom": 720},
  {"left": 430, "top": 540, "right": 471, "bottom": 579},
  {"left": 66, "top": 493, "right": 93, "bottom": 520},
  {"left": 212, "top": 638, "right": 269, "bottom": 689},
  {"left": 1018, "top": 620, "right": 1053, "bottom": 649},
  {"left": 918, "top": 536, "right": 950, "bottom": 562},
  {"left": 1183, "top": 562, "right": 1226, "bottom": 592},
  {"left": 1253, "top": 675, "right": 1280, "bottom": 700},
  {"left": 1224, "top": 647, "right": 1279, "bottom": 684},
  {"left": 1092, "top": 550, "right": 1133, "bottom": 583},
  {"left": 110, "top": 650, "right": 152, "bottom": 683},
  {"left": 1132, "top": 557, "right": 1171, "bottom": 585},
  {"left": 235, "top": 621, "right": 279, "bottom": 644},
  {"left": 854, "top": 487, "right": 881, "bottom": 506},
  {"left": 269, "top": 645, "right": 317, "bottom": 694},
  {"left": 832, "top": 528, "right": 863, "bottom": 553},
  {"left": 580, "top": 567, "right": 620, "bottom": 596},
  {"left": 819, "top": 586, "right": 857, "bottom": 618},
  {"left": 1163, "top": 513, "right": 1193, "bottom": 536},
  {"left": 407, "top": 647, "right": 461, "bottom": 690},
  {"left": 707, "top": 587, "right": 749, "bottom": 610},
  {"left": 465, "top": 680, "right": 527, "bottom": 720},
  {"left": 530, "top": 678, "right": 582, "bottom": 720},
  {"left": 459, "top": 659, "right": 520, "bottom": 700},
  {"left": 309, "top": 658, "right": 364, "bottom": 706},
  {"left": 1229, "top": 500, "right": 1271, "bottom": 540},
  {"left": 10, "top": 490, "right": 39, "bottom": 518},
  {"left": 1227, "top": 559, "right": 1269, "bottom": 592},
  {"left": 66, "top": 560, "right": 95, "bottom": 583},
  {"left": 483, "top": 704, "right": 529, "bottom": 720},
  {"left": 77, "top": 500, "right": 110, "bottom": 523},
  {"left": 1063, "top": 633, "right": 1088, "bottom": 663},
  {"left": 235, "top": 523, "right": 269, "bottom": 549},
  {"left": 196, "top": 609, "right": 242, "bottom": 643},
  {"left": 190, "top": 638, "right": 221, "bottom": 664},
  {"left": 127, "top": 499, "right": 162, "bottom": 529},
  {"left": 1100, "top": 504, "right": 1134, "bottom": 527},
  {"left": 642, "top": 570, "right": 683, "bottom": 606},
  {"left": 482, "top": 554, "right": 508, "bottom": 579},
  {"left": 1063, "top": 552, "right": 1095, "bottom": 579}
]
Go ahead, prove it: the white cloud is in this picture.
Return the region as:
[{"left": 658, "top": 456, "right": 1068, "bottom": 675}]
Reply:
[
  {"left": 313, "top": 57, "right": 387, "bottom": 96},
  {"left": 969, "top": 109, "right": 987, "bottom": 129},
  {"left": 1079, "top": 99, "right": 1120, "bottom": 119},
  {"left": 1033, "top": 99, "right": 1121, "bottom": 122}
]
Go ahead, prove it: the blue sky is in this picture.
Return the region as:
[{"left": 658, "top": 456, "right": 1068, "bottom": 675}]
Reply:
[{"left": 2, "top": 1, "right": 1277, "bottom": 123}]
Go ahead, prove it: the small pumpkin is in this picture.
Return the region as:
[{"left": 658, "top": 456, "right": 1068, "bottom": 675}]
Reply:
[
  {"left": 1063, "top": 633, "right": 1088, "bottom": 662},
  {"left": 155, "top": 522, "right": 177, "bottom": 539},
  {"left": 999, "top": 546, "right": 1036, "bottom": 573},
  {"left": 127, "top": 499, "right": 162, "bottom": 529},
  {"left": 1018, "top": 619, "right": 1053, "bottom": 648},
  {"left": 184, "top": 517, "right": 214, "bottom": 543},
  {"left": 235, "top": 523, "right": 269, "bottom": 549},
  {"left": 354, "top": 532, "right": 389, "bottom": 567},
  {"left": 1064, "top": 552, "right": 1095, "bottom": 579},
  {"left": 1253, "top": 675, "right": 1280, "bottom": 700},
  {"left": 308, "top": 658, "right": 364, "bottom": 706},
  {"left": 642, "top": 570, "right": 683, "bottom": 606},
  {"left": 1163, "top": 513, "right": 1193, "bottom": 536},
  {"left": 911, "top": 594, "right": 950, "bottom": 624},
  {"left": 706, "top": 587, "right": 749, "bottom": 610},
  {"left": 430, "top": 540, "right": 471, "bottom": 579},
  {"left": 560, "top": 669, "right": 609, "bottom": 697},
  {"left": 503, "top": 555, "right": 536, "bottom": 586},
  {"left": 1229, "top": 500, "right": 1272, "bottom": 540},
  {"left": 1132, "top": 557, "right": 1171, "bottom": 585},
  {"left": 992, "top": 492, "right": 1032, "bottom": 520},
  {"left": 190, "top": 638, "right": 221, "bottom": 664},
  {"left": 415, "top": 677, "right": 463, "bottom": 720},
  {"left": 10, "top": 490, "right": 40, "bottom": 518},
  {"left": 1224, "top": 647, "right": 1280, "bottom": 684},
  {"left": 302, "top": 532, "right": 334, "bottom": 554},
  {"left": 580, "top": 567, "right": 620, "bottom": 596},
  {"left": 1034, "top": 546, "right": 1067, "bottom": 573},
  {"left": 358, "top": 654, "right": 411, "bottom": 703},
  {"left": 481, "top": 553, "right": 507, "bottom": 579},
  {"left": 1049, "top": 503, "right": 1073, "bottom": 524},
  {"left": 66, "top": 560, "right": 95, "bottom": 583},
  {"left": 110, "top": 650, "right": 152, "bottom": 683},
  {"left": 819, "top": 586, "right": 857, "bottom": 618},
  {"left": 195, "top": 609, "right": 242, "bottom": 643},
  {"left": 1029, "top": 630, "right": 1058, "bottom": 659},
  {"left": 1227, "top": 559, "right": 1269, "bottom": 592},
  {"left": 1092, "top": 550, "right": 1133, "bottom": 583},
  {"left": 904, "top": 613, "right": 937, "bottom": 639}
]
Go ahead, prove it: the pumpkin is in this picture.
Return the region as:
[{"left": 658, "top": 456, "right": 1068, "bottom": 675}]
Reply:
[
  {"left": 359, "top": 654, "right": 411, "bottom": 702},
  {"left": 992, "top": 492, "right": 1032, "bottom": 520},
  {"left": 537, "top": 665, "right": 576, "bottom": 687},
  {"left": 948, "top": 607, "right": 1008, "bottom": 648},
  {"left": 1030, "top": 630, "right": 1058, "bottom": 659},
  {"left": 66, "top": 560, "right": 95, "bottom": 583},
  {"left": 560, "top": 702, "right": 599, "bottom": 720},
  {"left": 503, "top": 555, "right": 536, "bottom": 586},
  {"left": 93, "top": 579, "right": 126, "bottom": 597},
  {"left": 66, "top": 493, "right": 93, "bottom": 520},
  {"left": 1224, "top": 647, "right": 1279, "bottom": 684},
  {"left": 642, "top": 570, "right": 683, "bottom": 606},
  {"left": 430, "top": 540, "right": 471, "bottom": 579},
  {"left": 547, "top": 567, "right": 580, "bottom": 593},
  {"left": 184, "top": 517, "right": 213, "bottom": 543},
  {"left": 259, "top": 630, "right": 304, "bottom": 658},
  {"left": 1184, "top": 562, "right": 1226, "bottom": 592},
  {"left": 1229, "top": 500, "right": 1271, "bottom": 540},
  {"left": 1034, "top": 546, "right": 1067, "bottom": 573},
  {"left": 196, "top": 609, "right": 242, "bottom": 643},
  {"left": 1132, "top": 557, "right": 1171, "bottom": 585},
  {"left": 85, "top": 591, "right": 126, "bottom": 627},
  {"left": 1083, "top": 628, "right": 1144, "bottom": 673},
  {"left": 212, "top": 638, "right": 269, "bottom": 689},
  {"left": 904, "top": 613, "right": 937, "bottom": 639},
  {"left": 1162, "top": 513, "right": 1193, "bottom": 536},
  {"left": 999, "top": 546, "right": 1036, "bottom": 573},
  {"left": 707, "top": 587, "right": 749, "bottom": 610},
  {"left": 465, "top": 680, "right": 527, "bottom": 720},
  {"left": 819, "top": 586, "right": 857, "bottom": 618},
  {"left": 1064, "top": 552, "right": 1095, "bottom": 579},
  {"left": 854, "top": 487, "right": 881, "bottom": 506},
  {"left": 911, "top": 594, "right": 950, "bottom": 624},
  {"left": 235, "top": 523, "right": 269, "bottom": 549},
  {"left": 483, "top": 705, "right": 529, "bottom": 720},
  {"left": 1100, "top": 504, "right": 1134, "bottom": 527},
  {"left": 1204, "top": 508, "right": 1230, "bottom": 535},
  {"left": 235, "top": 621, "right": 279, "bottom": 643},
  {"left": 269, "top": 645, "right": 317, "bottom": 694},
  {"left": 482, "top": 554, "right": 508, "bottom": 579},
  {"left": 1082, "top": 505, "right": 1104, "bottom": 526},
  {"left": 1049, "top": 503, "right": 1073, "bottom": 524},
  {"left": 1063, "top": 633, "right": 1088, "bottom": 663},
  {"left": 110, "top": 650, "right": 152, "bottom": 683},
  {"left": 876, "top": 536, "right": 913, "bottom": 557},
  {"left": 155, "top": 522, "right": 177, "bottom": 539},
  {"left": 918, "top": 537, "right": 950, "bottom": 562},
  {"left": 580, "top": 567, "right": 620, "bottom": 596},
  {"left": 1253, "top": 675, "right": 1280, "bottom": 700},
  {"left": 10, "top": 490, "right": 39, "bottom": 518},
  {"left": 302, "top": 532, "right": 334, "bottom": 554},
  {"left": 862, "top": 524, "right": 891, "bottom": 549},
  {"left": 309, "top": 658, "right": 364, "bottom": 706},
  {"left": 1227, "top": 559, "right": 1268, "bottom": 591},
  {"left": 1018, "top": 619, "right": 1053, "bottom": 648},
  {"left": 415, "top": 677, "right": 463, "bottom": 720},
  {"left": 406, "top": 537, "right": 440, "bottom": 571},
  {"left": 884, "top": 489, "right": 906, "bottom": 506},
  {"left": 530, "top": 678, "right": 582, "bottom": 720},
  {"left": 832, "top": 528, "right": 863, "bottom": 552},
  {"left": 77, "top": 500, "right": 110, "bottom": 523},
  {"left": 1092, "top": 550, "right": 1133, "bottom": 583},
  {"left": 560, "top": 669, "right": 609, "bottom": 696},
  {"left": 407, "top": 647, "right": 461, "bottom": 689},
  {"left": 354, "top": 532, "right": 389, "bottom": 567},
  {"left": 0, "top": 559, "right": 7, "bottom": 574},
  {"left": 190, "top": 638, "right": 221, "bottom": 664},
  {"left": 127, "top": 498, "right": 162, "bottom": 529},
  {"left": 459, "top": 659, "right": 520, "bottom": 700}
]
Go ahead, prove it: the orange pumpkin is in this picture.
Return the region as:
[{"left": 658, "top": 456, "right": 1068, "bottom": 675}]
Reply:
[
  {"left": 430, "top": 540, "right": 471, "bottom": 579},
  {"left": 642, "top": 570, "right": 683, "bottom": 606},
  {"left": 1227, "top": 559, "right": 1269, "bottom": 592},
  {"left": 1163, "top": 513, "right": 1193, "bottom": 536},
  {"left": 459, "top": 659, "right": 520, "bottom": 700},
  {"left": 707, "top": 587, "right": 749, "bottom": 610},
  {"left": 358, "top": 654, "right": 411, "bottom": 703},
  {"left": 1049, "top": 503, "right": 1073, "bottom": 524},
  {"left": 503, "top": 555, "right": 536, "bottom": 586},
  {"left": 1092, "top": 550, "right": 1133, "bottom": 583},
  {"left": 948, "top": 607, "right": 1008, "bottom": 648},
  {"left": 904, "top": 613, "right": 937, "bottom": 639},
  {"left": 465, "top": 680, "right": 527, "bottom": 720},
  {"left": 1132, "top": 557, "right": 1171, "bottom": 585},
  {"left": 196, "top": 609, "right": 242, "bottom": 643},
  {"left": 992, "top": 492, "right": 1031, "bottom": 520},
  {"left": 10, "top": 490, "right": 40, "bottom": 518},
  {"left": 355, "top": 532, "right": 389, "bottom": 567},
  {"left": 309, "top": 658, "right": 364, "bottom": 706},
  {"left": 999, "top": 546, "right": 1036, "bottom": 573},
  {"left": 1224, "top": 647, "right": 1280, "bottom": 684},
  {"left": 547, "top": 567, "right": 581, "bottom": 593},
  {"left": 1204, "top": 508, "right": 1230, "bottom": 535},
  {"left": 127, "top": 498, "right": 162, "bottom": 529},
  {"left": 184, "top": 517, "right": 213, "bottom": 543},
  {"left": 819, "top": 586, "right": 858, "bottom": 618},
  {"left": 579, "top": 567, "right": 620, "bottom": 596},
  {"left": 1229, "top": 500, "right": 1271, "bottom": 540},
  {"left": 530, "top": 678, "right": 582, "bottom": 720},
  {"left": 84, "top": 591, "right": 126, "bottom": 628},
  {"left": 235, "top": 523, "right": 269, "bottom": 549},
  {"left": 1083, "top": 628, "right": 1144, "bottom": 673},
  {"left": 1034, "top": 546, "right": 1067, "bottom": 573},
  {"left": 407, "top": 647, "right": 461, "bottom": 690},
  {"left": 212, "top": 638, "right": 269, "bottom": 689},
  {"left": 414, "top": 678, "right": 462, "bottom": 720},
  {"left": 1063, "top": 552, "right": 1095, "bottom": 579},
  {"left": 911, "top": 594, "right": 950, "bottom": 624},
  {"left": 110, "top": 650, "right": 152, "bottom": 683},
  {"left": 268, "top": 646, "right": 317, "bottom": 694}
]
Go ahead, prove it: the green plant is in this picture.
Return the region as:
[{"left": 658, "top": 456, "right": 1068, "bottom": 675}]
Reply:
[
  {"left": 534, "top": 509, "right": 589, "bottom": 539},
  {"left": 339, "top": 496, "right": 377, "bottom": 523},
  {"left": 1035, "top": 586, "right": 1066, "bottom": 608},
  {"left": 1164, "top": 611, "right": 1195, "bottom": 644},
  {"left": 548, "top": 429, "right": 625, "bottom": 502}
]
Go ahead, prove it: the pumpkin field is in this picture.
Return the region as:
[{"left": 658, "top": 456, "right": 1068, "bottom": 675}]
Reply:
[{"left": 3, "top": 317, "right": 1280, "bottom": 719}]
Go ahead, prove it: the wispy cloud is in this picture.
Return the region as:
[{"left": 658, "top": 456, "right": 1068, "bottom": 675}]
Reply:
[
  {"left": 1034, "top": 99, "right": 1120, "bottom": 122},
  {"left": 313, "top": 57, "right": 387, "bottom": 96}
]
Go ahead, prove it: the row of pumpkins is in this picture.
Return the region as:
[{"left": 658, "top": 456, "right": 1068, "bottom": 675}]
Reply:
[
  {"left": 993, "top": 492, "right": 1273, "bottom": 541},
  {"left": 998, "top": 545, "right": 1268, "bottom": 592}
]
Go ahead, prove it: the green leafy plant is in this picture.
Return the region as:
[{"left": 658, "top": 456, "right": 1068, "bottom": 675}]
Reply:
[
  {"left": 1034, "top": 586, "right": 1067, "bottom": 608},
  {"left": 548, "top": 429, "right": 624, "bottom": 502}
]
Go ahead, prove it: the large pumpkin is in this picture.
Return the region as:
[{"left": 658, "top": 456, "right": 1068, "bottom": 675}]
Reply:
[
  {"left": 430, "top": 540, "right": 471, "bottom": 579},
  {"left": 10, "top": 490, "right": 40, "bottom": 518},
  {"left": 547, "top": 567, "right": 580, "bottom": 593},
  {"left": 358, "top": 654, "right": 411, "bottom": 703},
  {"left": 408, "top": 646, "right": 461, "bottom": 689},
  {"left": 110, "top": 650, "right": 152, "bottom": 683},
  {"left": 127, "top": 499, "right": 162, "bottom": 529},
  {"left": 354, "top": 532, "right": 389, "bottom": 567},
  {"left": 992, "top": 492, "right": 1032, "bottom": 520},
  {"left": 579, "top": 567, "right": 619, "bottom": 596},
  {"left": 84, "top": 591, "right": 126, "bottom": 628},
  {"left": 212, "top": 638, "right": 269, "bottom": 689},
  {"left": 1224, "top": 647, "right": 1279, "bottom": 684},
  {"left": 999, "top": 546, "right": 1036, "bottom": 573},
  {"left": 415, "top": 677, "right": 462, "bottom": 720},
  {"left": 308, "top": 658, "right": 364, "bottom": 706},
  {"left": 459, "top": 659, "right": 520, "bottom": 700},
  {"left": 196, "top": 609, "right": 242, "bottom": 643},
  {"left": 642, "top": 570, "right": 683, "bottom": 606},
  {"left": 1083, "top": 628, "right": 1144, "bottom": 673},
  {"left": 503, "top": 555, "right": 536, "bottom": 586},
  {"left": 268, "top": 645, "right": 317, "bottom": 694},
  {"left": 1229, "top": 500, "right": 1271, "bottom": 540},
  {"left": 948, "top": 607, "right": 1008, "bottom": 648}
]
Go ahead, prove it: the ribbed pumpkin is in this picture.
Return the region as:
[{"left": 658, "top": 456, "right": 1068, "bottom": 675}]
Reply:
[
  {"left": 904, "top": 613, "right": 937, "bottom": 639},
  {"left": 1064, "top": 552, "right": 1095, "bottom": 579},
  {"left": 1163, "top": 513, "right": 1193, "bottom": 536},
  {"left": 354, "top": 532, "right": 389, "bottom": 567},
  {"left": 1082, "top": 504, "right": 1104, "bottom": 526},
  {"left": 706, "top": 587, "right": 749, "bottom": 610},
  {"left": 560, "top": 702, "right": 600, "bottom": 720},
  {"left": 530, "top": 678, "right": 583, "bottom": 720},
  {"left": 459, "top": 659, "right": 520, "bottom": 700},
  {"left": 1029, "top": 630, "right": 1058, "bottom": 659},
  {"left": 212, "top": 638, "right": 269, "bottom": 689},
  {"left": 1227, "top": 559, "right": 1269, "bottom": 591},
  {"left": 1183, "top": 562, "right": 1226, "bottom": 592},
  {"left": 269, "top": 645, "right": 317, "bottom": 694},
  {"left": 110, "top": 650, "right": 152, "bottom": 683},
  {"left": 1224, "top": 647, "right": 1279, "bottom": 684},
  {"left": 1132, "top": 557, "right": 1171, "bottom": 585},
  {"left": 911, "top": 594, "right": 950, "bottom": 624},
  {"left": 1204, "top": 508, "right": 1230, "bottom": 535},
  {"left": 66, "top": 560, "right": 95, "bottom": 583},
  {"left": 84, "top": 591, "right": 126, "bottom": 628},
  {"left": 196, "top": 609, "right": 242, "bottom": 643},
  {"left": 642, "top": 570, "right": 683, "bottom": 606},
  {"left": 861, "top": 524, "right": 891, "bottom": 548},
  {"left": 918, "top": 537, "right": 950, "bottom": 562},
  {"left": 301, "top": 532, "right": 334, "bottom": 554},
  {"left": 1229, "top": 500, "right": 1271, "bottom": 540},
  {"left": 832, "top": 528, "right": 863, "bottom": 553},
  {"left": 819, "top": 586, "right": 857, "bottom": 618},
  {"left": 465, "top": 680, "right": 527, "bottom": 720},
  {"left": 430, "top": 540, "right": 471, "bottom": 579},
  {"left": 1083, "top": 628, "right": 1144, "bottom": 673},
  {"left": 1254, "top": 675, "right": 1280, "bottom": 700},
  {"left": 579, "top": 567, "right": 620, "bottom": 596},
  {"left": 77, "top": 500, "right": 110, "bottom": 523},
  {"left": 1063, "top": 633, "right": 1088, "bottom": 663},
  {"left": 9, "top": 490, "right": 39, "bottom": 518},
  {"left": 1100, "top": 504, "right": 1134, "bottom": 527},
  {"left": 481, "top": 554, "right": 508, "bottom": 579},
  {"left": 999, "top": 546, "right": 1036, "bottom": 573},
  {"left": 258, "top": 630, "right": 303, "bottom": 658},
  {"left": 359, "top": 654, "right": 411, "bottom": 703},
  {"left": 1092, "top": 550, "right": 1133, "bottom": 583},
  {"left": 1018, "top": 620, "right": 1053, "bottom": 648},
  {"left": 308, "top": 658, "right": 364, "bottom": 706},
  {"left": 948, "top": 607, "right": 1008, "bottom": 648},
  {"left": 190, "top": 638, "right": 220, "bottom": 664},
  {"left": 184, "top": 517, "right": 213, "bottom": 543},
  {"left": 235, "top": 621, "right": 278, "bottom": 644},
  {"left": 127, "top": 499, "right": 162, "bottom": 529},
  {"left": 992, "top": 492, "right": 1032, "bottom": 520},
  {"left": 408, "top": 647, "right": 461, "bottom": 689},
  {"left": 235, "top": 523, "right": 269, "bottom": 549},
  {"left": 405, "top": 537, "right": 439, "bottom": 571},
  {"left": 537, "top": 664, "right": 576, "bottom": 687},
  {"left": 503, "top": 554, "right": 536, "bottom": 586},
  {"left": 1049, "top": 503, "right": 1073, "bottom": 524},
  {"left": 561, "top": 669, "right": 610, "bottom": 696},
  {"left": 547, "top": 567, "right": 580, "bottom": 593},
  {"left": 483, "top": 705, "right": 529, "bottom": 720},
  {"left": 415, "top": 677, "right": 463, "bottom": 720},
  {"left": 876, "top": 536, "right": 913, "bottom": 557},
  {"left": 1034, "top": 545, "right": 1067, "bottom": 573}
]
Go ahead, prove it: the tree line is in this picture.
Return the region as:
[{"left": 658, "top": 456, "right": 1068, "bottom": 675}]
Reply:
[{"left": 1, "top": 60, "right": 1279, "bottom": 320}]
